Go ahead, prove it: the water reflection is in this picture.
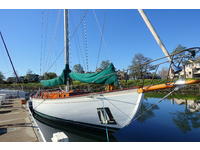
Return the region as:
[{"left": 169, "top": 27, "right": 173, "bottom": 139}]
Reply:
[
  {"left": 172, "top": 110, "right": 200, "bottom": 133},
  {"left": 33, "top": 112, "right": 117, "bottom": 142},
  {"left": 136, "top": 99, "right": 159, "bottom": 122},
  {"left": 172, "top": 98, "right": 200, "bottom": 112},
  {"left": 170, "top": 99, "right": 200, "bottom": 133}
]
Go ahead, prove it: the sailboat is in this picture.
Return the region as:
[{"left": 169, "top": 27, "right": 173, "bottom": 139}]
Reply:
[
  {"left": 31, "top": 10, "right": 144, "bottom": 131},
  {"left": 31, "top": 9, "right": 200, "bottom": 131}
]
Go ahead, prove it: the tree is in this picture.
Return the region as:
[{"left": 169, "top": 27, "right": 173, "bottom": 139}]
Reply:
[
  {"left": 99, "top": 60, "right": 110, "bottom": 71},
  {"left": 73, "top": 64, "right": 84, "bottom": 73},
  {"left": 129, "top": 53, "right": 155, "bottom": 79},
  {"left": 159, "top": 67, "right": 169, "bottom": 79},
  {"left": 43, "top": 72, "right": 57, "bottom": 80},
  {"left": 6, "top": 77, "right": 17, "bottom": 84},
  {"left": 25, "top": 70, "right": 39, "bottom": 83},
  {"left": 0, "top": 71, "right": 5, "bottom": 83}
]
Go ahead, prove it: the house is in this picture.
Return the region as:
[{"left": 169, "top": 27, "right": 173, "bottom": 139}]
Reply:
[{"left": 170, "top": 62, "right": 200, "bottom": 78}]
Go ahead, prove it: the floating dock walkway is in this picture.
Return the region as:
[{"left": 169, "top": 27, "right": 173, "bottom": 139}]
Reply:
[{"left": 0, "top": 98, "right": 44, "bottom": 142}]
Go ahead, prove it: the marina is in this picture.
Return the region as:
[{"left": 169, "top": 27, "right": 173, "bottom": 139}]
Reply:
[
  {"left": 2, "top": 91, "right": 200, "bottom": 142},
  {"left": 1, "top": 8, "right": 200, "bottom": 143}
]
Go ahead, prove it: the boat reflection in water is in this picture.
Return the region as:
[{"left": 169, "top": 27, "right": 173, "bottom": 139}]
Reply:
[
  {"left": 33, "top": 111, "right": 117, "bottom": 142},
  {"left": 33, "top": 97, "right": 200, "bottom": 142}
]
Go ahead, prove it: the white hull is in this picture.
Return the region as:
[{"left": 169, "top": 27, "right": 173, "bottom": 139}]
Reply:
[{"left": 31, "top": 89, "right": 143, "bottom": 130}]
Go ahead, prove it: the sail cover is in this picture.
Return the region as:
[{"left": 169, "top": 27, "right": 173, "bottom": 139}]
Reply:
[
  {"left": 40, "top": 64, "right": 71, "bottom": 87},
  {"left": 41, "top": 63, "right": 119, "bottom": 87}
]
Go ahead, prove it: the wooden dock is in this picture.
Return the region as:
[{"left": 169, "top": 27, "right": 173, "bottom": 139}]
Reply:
[{"left": 0, "top": 98, "right": 40, "bottom": 142}]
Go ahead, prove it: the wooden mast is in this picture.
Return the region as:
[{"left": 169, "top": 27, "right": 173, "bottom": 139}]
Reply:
[{"left": 64, "top": 9, "right": 70, "bottom": 92}]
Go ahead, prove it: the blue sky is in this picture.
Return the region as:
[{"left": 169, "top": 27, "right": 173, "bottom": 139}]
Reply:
[{"left": 0, "top": 9, "right": 200, "bottom": 78}]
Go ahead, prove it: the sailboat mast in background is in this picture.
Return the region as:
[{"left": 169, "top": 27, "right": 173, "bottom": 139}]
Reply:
[{"left": 64, "top": 9, "right": 70, "bottom": 91}]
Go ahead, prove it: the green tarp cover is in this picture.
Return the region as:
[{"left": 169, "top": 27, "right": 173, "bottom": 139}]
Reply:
[
  {"left": 40, "top": 63, "right": 119, "bottom": 87},
  {"left": 40, "top": 64, "right": 70, "bottom": 87}
]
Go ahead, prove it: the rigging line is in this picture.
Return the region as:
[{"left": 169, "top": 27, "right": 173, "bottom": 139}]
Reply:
[
  {"left": 73, "top": 31, "right": 81, "bottom": 65},
  {"left": 96, "top": 13, "right": 106, "bottom": 69},
  {"left": 132, "top": 88, "right": 176, "bottom": 123},
  {"left": 41, "top": 10, "right": 47, "bottom": 74},
  {"left": 41, "top": 10, "right": 47, "bottom": 75},
  {"left": 93, "top": 10, "right": 111, "bottom": 61},
  {"left": 40, "top": 10, "right": 45, "bottom": 76},
  {"left": 80, "top": 16, "right": 87, "bottom": 71},
  {"left": 99, "top": 96, "right": 128, "bottom": 126},
  {"left": 69, "top": 11, "right": 86, "bottom": 70},
  {"left": 45, "top": 48, "right": 64, "bottom": 73},
  {"left": 42, "top": 10, "right": 49, "bottom": 75},
  {"left": 124, "top": 47, "right": 200, "bottom": 74},
  {"left": 82, "top": 11, "right": 89, "bottom": 72},
  {"left": 45, "top": 10, "right": 62, "bottom": 72},
  {"left": 33, "top": 97, "right": 46, "bottom": 110},
  {"left": 76, "top": 28, "right": 87, "bottom": 71},
  {"left": 70, "top": 10, "right": 88, "bottom": 40},
  {"left": 70, "top": 13, "right": 83, "bottom": 66},
  {"left": 44, "top": 11, "right": 59, "bottom": 73}
]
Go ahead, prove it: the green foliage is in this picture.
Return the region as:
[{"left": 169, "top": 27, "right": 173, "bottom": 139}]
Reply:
[
  {"left": 145, "top": 92, "right": 200, "bottom": 101},
  {"left": 25, "top": 74, "right": 39, "bottom": 83},
  {"left": 6, "top": 77, "right": 17, "bottom": 83},
  {"left": 73, "top": 64, "right": 84, "bottom": 73},
  {"left": 98, "top": 60, "right": 110, "bottom": 71},
  {"left": 0, "top": 71, "right": 5, "bottom": 83},
  {"left": 129, "top": 53, "right": 156, "bottom": 79},
  {"left": 23, "top": 69, "right": 39, "bottom": 83},
  {"left": 43, "top": 72, "right": 57, "bottom": 80}
]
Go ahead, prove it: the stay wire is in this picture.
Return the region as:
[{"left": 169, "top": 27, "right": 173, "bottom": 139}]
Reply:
[
  {"left": 70, "top": 10, "right": 88, "bottom": 40},
  {"left": 42, "top": 10, "right": 49, "bottom": 75},
  {"left": 82, "top": 11, "right": 89, "bottom": 72},
  {"left": 132, "top": 88, "right": 177, "bottom": 123},
  {"left": 96, "top": 13, "right": 106, "bottom": 69},
  {"left": 40, "top": 10, "right": 45, "bottom": 76},
  {"left": 46, "top": 10, "right": 62, "bottom": 72},
  {"left": 93, "top": 10, "right": 111, "bottom": 62},
  {"left": 45, "top": 48, "right": 64, "bottom": 73}
]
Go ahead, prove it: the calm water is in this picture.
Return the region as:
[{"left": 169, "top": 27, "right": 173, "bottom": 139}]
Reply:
[{"left": 34, "top": 97, "right": 200, "bottom": 142}]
